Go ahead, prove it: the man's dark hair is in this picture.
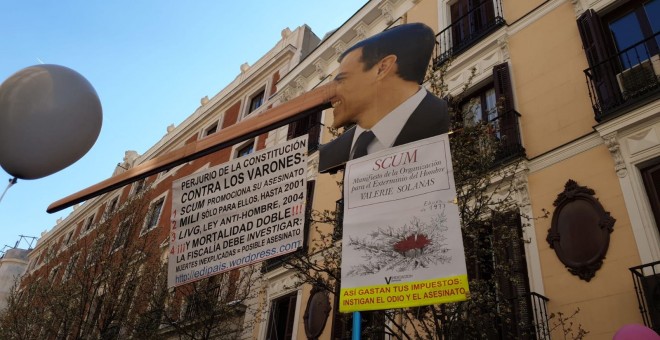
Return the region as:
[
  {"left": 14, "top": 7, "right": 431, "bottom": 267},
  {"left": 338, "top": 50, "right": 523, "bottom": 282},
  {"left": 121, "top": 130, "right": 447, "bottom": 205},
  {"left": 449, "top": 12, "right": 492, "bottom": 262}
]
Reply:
[{"left": 339, "top": 23, "right": 436, "bottom": 84}]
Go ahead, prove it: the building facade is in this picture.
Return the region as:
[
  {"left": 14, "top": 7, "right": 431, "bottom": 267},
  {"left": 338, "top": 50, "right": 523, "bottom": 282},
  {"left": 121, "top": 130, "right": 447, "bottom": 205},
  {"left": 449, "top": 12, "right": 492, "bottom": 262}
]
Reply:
[{"left": 7, "top": 0, "right": 660, "bottom": 339}]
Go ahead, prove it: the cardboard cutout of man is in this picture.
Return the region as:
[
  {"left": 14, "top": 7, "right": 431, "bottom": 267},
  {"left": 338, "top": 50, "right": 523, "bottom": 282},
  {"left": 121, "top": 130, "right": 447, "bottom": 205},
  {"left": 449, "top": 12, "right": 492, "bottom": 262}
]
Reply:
[{"left": 318, "top": 23, "right": 449, "bottom": 173}]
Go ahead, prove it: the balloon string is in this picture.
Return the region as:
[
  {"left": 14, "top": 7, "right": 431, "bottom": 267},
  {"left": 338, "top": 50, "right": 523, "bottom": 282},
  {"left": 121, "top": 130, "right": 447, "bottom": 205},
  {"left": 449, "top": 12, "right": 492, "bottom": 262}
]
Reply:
[{"left": 0, "top": 178, "right": 17, "bottom": 204}]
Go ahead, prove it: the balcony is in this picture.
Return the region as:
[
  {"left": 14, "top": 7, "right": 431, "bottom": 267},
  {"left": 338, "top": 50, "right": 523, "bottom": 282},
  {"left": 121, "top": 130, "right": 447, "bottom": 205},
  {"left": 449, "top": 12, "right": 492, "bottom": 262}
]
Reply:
[
  {"left": 584, "top": 32, "right": 660, "bottom": 122},
  {"left": 435, "top": 0, "right": 505, "bottom": 66},
  {"left": 493, "top": 109, "right": 525, "bottom": 164},
  {"left": 630, "top": 260, "right": 660, "bottom": 333},
  {"left": 450, "top": 109, "right": 525, "bottom": 167},
  {"left": 529, "top": 292, "right": 551, "bottom": 340}
]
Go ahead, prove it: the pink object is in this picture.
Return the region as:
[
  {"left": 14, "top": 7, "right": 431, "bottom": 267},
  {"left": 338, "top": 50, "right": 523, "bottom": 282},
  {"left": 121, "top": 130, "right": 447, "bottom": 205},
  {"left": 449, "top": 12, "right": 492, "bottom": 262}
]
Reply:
[{"left": 613, "top": 324, "right": 660, "bottom": 339}]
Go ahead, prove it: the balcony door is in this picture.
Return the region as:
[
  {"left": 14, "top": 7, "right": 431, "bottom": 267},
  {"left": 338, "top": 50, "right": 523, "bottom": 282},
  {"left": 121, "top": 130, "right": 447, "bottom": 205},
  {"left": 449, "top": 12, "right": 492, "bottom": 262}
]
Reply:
[
  {"left": 641, "top": 157, "right": 660, "bottom": 239},
  {"left": 608, "top": 0, "right": 660, "bottom": 68},
  {"left": 450, "top": 0, "right": 495, "bottom": 50}
]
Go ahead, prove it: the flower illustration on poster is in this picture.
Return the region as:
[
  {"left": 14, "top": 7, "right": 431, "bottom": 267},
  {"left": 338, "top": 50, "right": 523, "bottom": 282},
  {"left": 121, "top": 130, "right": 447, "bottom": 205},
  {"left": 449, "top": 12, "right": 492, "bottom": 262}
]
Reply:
[{"left": 346, "top": 209, "right": 452, "bottom": 277}]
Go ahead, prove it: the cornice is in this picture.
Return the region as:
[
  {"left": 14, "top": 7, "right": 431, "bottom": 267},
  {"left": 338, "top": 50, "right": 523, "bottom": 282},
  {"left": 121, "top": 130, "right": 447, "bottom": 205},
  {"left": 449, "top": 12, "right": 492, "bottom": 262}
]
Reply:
[{"left": 528, "top": 132, "right": 603, "bottom": 173}]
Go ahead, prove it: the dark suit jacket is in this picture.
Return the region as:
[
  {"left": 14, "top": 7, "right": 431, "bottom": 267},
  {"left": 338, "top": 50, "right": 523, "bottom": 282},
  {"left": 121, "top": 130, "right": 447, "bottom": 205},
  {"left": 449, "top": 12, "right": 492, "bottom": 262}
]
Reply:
[{"left": 318, "top": 92, "right": 449, "bottom": 173}]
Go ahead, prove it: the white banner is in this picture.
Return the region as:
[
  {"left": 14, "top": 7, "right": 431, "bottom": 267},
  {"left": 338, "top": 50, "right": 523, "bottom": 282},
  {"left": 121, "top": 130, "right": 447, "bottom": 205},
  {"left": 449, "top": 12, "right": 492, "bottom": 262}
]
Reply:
[
  {"left": 340, "top": 134, "right": 468, "bottom": 312},
  {"left": 168, "top": 136, "right": 308, "bottom": 287}
]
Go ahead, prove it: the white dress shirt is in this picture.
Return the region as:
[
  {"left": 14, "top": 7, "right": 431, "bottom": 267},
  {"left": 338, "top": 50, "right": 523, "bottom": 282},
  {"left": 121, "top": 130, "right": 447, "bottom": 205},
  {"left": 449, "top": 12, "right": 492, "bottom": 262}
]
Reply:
[{"left": 350, "top": 87, "right": 427, "bottom": 158}]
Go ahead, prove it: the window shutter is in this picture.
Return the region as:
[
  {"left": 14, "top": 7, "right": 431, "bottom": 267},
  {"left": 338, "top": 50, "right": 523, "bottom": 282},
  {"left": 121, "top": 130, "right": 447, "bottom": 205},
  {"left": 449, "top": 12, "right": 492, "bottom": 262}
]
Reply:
[
  {"left": 494, "top": 212, "right": 533, "bottom": 338},
  {"left": 576, "top": 9, "right": 609, "bottom": 69},
  {"left": 576, "top": 9, "right": 619, "bottom": 112},
  {"left": 303, "top": 180, "right": 315, "bottom": 250},
  {"left": 493, "top": 62, "right": 513, "bottom": 113},
  {"left": 493, "top": 62, "right": 521, "bottom": 154},
  {"left": 284, "top": 294, "right": 297, "bottom": 339},
  {"left": 287, "top": 120, "right": 299, "bottom": 140}
]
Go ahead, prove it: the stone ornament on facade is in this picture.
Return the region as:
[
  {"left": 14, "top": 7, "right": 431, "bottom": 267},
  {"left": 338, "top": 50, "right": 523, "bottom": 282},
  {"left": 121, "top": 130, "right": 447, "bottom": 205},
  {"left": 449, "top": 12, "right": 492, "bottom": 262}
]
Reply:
[
  {"left": 513, "top": 172, "right": 531, "bottom": 207},
  {"left": 497, "top": 33, "right": 510, "bottom": 61},
  {"left": 547, "top": 180, "right": 615, "bottom": 282},
  {"left": 332, "top": 41, "right": 346, "bottom": 58},
  {"left": 379, "top": 1, "right": 394, "bottom": 25},
  {"left": 303, "top": 286, "right": 331, "bottom": 340},
  {"left": 603, "top": 134, "right": 628, "bottom": 178},
  {"left": 314, "top": 59, "right": 327, "bottom": 80},
  {"left": 571, "top": 0, "right": 585, "bottom": 16},
  {"left": 354, "top": 22, "right": 369, "bottom": 41},
  {"left": 294, "top": 75, "right": 308, "bottom": 93},
  {"left": 280, "top": 86, "right": 295, "bottom": 102}
]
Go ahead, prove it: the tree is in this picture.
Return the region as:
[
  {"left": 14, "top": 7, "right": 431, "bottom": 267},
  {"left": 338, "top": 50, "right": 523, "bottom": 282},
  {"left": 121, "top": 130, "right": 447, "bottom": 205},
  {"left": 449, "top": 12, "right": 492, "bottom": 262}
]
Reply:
[
  {"left": 0, "top": 184, "right": 262, "bottom": 340},
  {"left": 0, "top": 189, "right": 163, "bottom": 340},
  {"left": 150, "top": 266, "right": 260, "bottom": 340}
]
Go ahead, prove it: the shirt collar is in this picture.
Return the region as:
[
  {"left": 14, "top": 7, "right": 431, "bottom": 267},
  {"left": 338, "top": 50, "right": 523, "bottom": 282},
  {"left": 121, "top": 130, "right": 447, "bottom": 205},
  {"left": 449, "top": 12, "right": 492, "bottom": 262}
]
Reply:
[{"left": 353, "top": 87, "right": 427, "bottom": 149}]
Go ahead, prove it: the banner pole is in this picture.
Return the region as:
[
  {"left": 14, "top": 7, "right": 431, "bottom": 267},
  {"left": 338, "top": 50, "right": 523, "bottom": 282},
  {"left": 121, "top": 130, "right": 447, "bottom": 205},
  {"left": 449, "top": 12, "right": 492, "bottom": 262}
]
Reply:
[{"left": 352, "top": 311, "right": 361, "bottom": 340}]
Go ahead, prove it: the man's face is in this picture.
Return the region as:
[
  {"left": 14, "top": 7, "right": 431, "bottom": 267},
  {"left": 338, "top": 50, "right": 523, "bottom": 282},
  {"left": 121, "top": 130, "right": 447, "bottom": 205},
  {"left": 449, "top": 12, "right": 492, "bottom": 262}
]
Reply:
[{"left": 331, "top": 48, "right": 379, "bottom": 128}]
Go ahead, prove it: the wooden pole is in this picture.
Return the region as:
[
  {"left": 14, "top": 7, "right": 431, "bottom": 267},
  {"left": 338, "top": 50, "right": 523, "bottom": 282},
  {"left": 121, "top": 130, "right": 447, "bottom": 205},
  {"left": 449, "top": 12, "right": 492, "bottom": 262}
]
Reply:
[{"left": 47, "top": 82, "right": 335, "bottom": 213}]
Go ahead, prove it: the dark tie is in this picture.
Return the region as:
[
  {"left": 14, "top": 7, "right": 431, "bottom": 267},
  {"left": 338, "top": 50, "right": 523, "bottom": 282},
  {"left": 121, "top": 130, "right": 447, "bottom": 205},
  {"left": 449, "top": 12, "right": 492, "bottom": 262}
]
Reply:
[{"left": 351, "top": 130, "right": 375, "bottom": 160}]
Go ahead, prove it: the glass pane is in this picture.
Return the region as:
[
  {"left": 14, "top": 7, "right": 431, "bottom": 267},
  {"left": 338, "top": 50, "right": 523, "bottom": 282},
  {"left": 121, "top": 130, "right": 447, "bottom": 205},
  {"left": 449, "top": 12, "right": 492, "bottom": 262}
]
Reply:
[
  {"left": 485, "top": 88, "right": 498, "bottom": 121},
  {"left": 610, "top": 11, "right": 649, "bottom": 68},
  {"left": 645, "top": 0, "right": 660, "bottom": 33},
  {"left": 462, "top": 99, "right": 482, "bottom": 125},
  {"left": 645, "top": 0, "right": 660, "bottom": 48}
]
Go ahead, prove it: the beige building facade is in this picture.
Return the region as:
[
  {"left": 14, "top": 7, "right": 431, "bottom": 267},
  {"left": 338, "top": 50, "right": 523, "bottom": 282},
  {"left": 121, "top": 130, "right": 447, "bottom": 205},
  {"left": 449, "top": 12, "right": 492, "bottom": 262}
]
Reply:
[{"left": 10, "top": 0, "right": 660, "bottom": 339}]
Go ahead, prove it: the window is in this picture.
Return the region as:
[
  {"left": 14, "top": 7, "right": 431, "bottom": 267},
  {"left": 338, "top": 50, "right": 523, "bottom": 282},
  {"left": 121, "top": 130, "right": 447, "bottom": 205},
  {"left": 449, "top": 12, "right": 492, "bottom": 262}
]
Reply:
[
  {"left": 455, "top": 62, "right": 523, "bottom": 162},
  {"left": 249, "top": 89, "right": 265, "bottom": 113},
  {"left": 287, "top": 109, "right": 323, "bottom": 152},
  {"left": 64, "top": 230, "right": 74, "bottom": 246},
  {"left": 63, "top": 253, "right": 80, "bottom": 281},
  {"left": 133, "top": 179, "right": 146, "bottom": 195},
  {"left": 462, "top": 212, "right": 533, "bottom": 338},
  {"left": 84, "top": 214, "right": 95, "bottom": 232},
  {"left": 236, "top": 142, "right": 254, "bottom": 158},
  {"left": 461, "top": 87, "right": 498, "bottom": 125},
  {"left": 143, "top": 197, "right": 165, "bottom": 233},
  {"left": 607, "top": 0, "right": 660, "bottom": 68},
  {"left": 204, "top": 122, "right": 218, "bottom": 136},
  {"left": 266, "top": 292, "right": 297, "bottom": 340},
  {"left": 112, "top": 221, "right": 131, "bottom": 251},
  {"left": 450, "top": 0, "right": 496, "bottom": 48},
  {"left": 641, "top": 157, "right": 660, "bottom": 238},
  {"left": 577, "top": 2, "right": 660, "bottom": 117},
  {"left": 49, "top": 266, "right": 60, "bottom": 281},
  {"left": 107, "top": 197, "right": 119, "bottom": 215}
]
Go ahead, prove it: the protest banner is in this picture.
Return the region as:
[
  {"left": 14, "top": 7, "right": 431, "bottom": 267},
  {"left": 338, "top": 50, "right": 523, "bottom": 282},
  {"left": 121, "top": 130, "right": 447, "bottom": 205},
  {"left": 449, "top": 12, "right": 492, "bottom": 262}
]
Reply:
[
  {"left": 168, "top": 136, "right": 308, "bottom": 287},
  {"left": 340, "top": 134, "right": 468, "bottom": 312}
]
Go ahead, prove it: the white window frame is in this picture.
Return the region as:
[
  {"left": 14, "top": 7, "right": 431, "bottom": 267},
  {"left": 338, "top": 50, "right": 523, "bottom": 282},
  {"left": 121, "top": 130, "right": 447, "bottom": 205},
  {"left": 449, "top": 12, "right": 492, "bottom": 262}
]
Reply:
[
  {"left": 131, "top": 178, "right": 147, "bottom": 196},
  {"left": 232, "top": 139, "right": 256, "bottom": 159},
  {"left": 62, "top": 252, "right": 80, "bottom": 282},
  {"left": 112, "top": 220, "right": 131, "bottom": 252},
  {"left": 242, "top": 84, "right": 269, "bottom": 119},
  {"left": 201, "top": 120, "right": 220, "bottom": 139},
  {"left": 142, "top": 193, "right": 168, "bottom": 235},
  {"left": 82, "top": 213, "right": 96, "bottom": 234}
]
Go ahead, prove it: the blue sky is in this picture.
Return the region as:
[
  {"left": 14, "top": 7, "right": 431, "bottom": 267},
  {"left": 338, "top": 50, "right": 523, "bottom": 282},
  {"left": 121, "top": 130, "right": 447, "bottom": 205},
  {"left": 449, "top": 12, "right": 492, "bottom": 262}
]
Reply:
[{"left": 0, "top": 1, "right": 365, "bottom": 251}]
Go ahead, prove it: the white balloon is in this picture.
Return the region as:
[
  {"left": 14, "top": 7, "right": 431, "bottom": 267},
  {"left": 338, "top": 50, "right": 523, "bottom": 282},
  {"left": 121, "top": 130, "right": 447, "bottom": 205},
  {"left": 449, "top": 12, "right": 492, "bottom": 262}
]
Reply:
[{"left": 0, "top": 65, "right": 102, "bottom": 179}]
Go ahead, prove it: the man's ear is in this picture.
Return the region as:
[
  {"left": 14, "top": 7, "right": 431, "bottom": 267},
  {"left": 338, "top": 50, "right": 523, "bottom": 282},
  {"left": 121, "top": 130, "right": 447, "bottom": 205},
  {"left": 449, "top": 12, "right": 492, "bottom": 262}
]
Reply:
[{"left": 376, "top": 55, "right": 397, "bottom": 79}]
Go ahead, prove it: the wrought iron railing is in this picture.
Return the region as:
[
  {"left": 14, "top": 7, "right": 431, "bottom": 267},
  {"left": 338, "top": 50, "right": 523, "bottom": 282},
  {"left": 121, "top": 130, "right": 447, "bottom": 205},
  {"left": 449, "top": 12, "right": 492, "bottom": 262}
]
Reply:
[
  {"left": 435, "top": 0, "right": 505, "bottom": 66},
  {"left": 584, "top": 32, "right": 660, "bottom": 121},
  {"left": 492, "top": 109, "right": 525, "bottom": 164},
  {"left": 450, "top": 109, "right": 525, "bottom": 166},
  {"left": 630, "top": 260, "right": 660, "bottom": 333},
  {"left": 529, "top": 292, "right": 551, "bottom": 340}
]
